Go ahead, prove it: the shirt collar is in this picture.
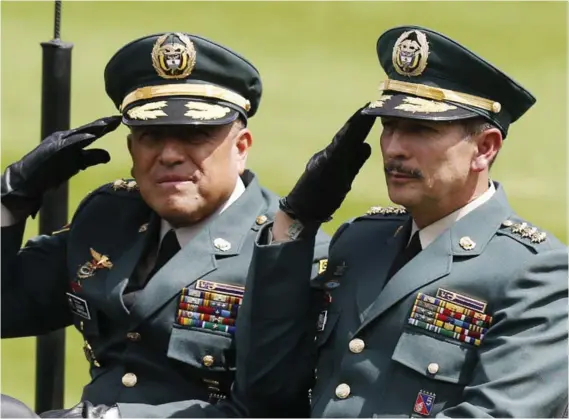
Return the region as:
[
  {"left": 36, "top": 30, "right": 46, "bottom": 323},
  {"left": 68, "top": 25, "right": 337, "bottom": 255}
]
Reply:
[
  {"left": 159, "top": 176, "right": 246, "bottom": 248},
  {"left": 410, "top": 181, "right": 496, "bottom": 249}
]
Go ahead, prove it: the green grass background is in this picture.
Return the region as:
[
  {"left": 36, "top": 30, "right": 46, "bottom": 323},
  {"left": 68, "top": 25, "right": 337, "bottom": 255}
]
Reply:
[{"left": 1, "top": 0, "right": 567, "bottom": 410}]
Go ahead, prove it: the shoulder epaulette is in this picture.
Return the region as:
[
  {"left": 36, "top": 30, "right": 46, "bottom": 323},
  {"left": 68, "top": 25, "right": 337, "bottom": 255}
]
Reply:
[
  {"left": 351, "top": 205, "right": 408, "bottom": 224},
  {"left": 108, "top": 178, "right": 139, "bottom": 192},
  {"left": 499, "top": 218, "right": 547, "bottom": 244},
  {"left": 366, "top": 205, "right": 408, "bottom": 216}
]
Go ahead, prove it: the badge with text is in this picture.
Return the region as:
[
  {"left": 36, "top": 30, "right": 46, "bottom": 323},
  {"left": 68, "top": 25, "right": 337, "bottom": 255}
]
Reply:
[
  {"left": 317, "top": 310, "right": 328, "bottom": 332},
  {"left": 318, "top": 259, "right": 328, "bottom": 275},
  {"left": 413, "top": 390, "right": 436, "bottom": 416},
  {"left": 67, "top": 293, "right": 91, "bottom": 320}
]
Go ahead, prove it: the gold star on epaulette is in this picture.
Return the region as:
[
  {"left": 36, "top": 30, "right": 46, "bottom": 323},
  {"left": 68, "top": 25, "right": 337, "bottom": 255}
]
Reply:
[
  {"left": 111, "top": 179, "right": 139, "bottom": 192},
  {"left": 501, "top": 219, "right": 547, "bottom": 244},
  {"left": 366, "top": 206, "right": 407, "bottom": 216}
]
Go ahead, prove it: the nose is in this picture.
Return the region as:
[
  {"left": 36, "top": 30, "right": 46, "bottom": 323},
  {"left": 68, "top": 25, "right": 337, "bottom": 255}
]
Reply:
[
  {"left": 158, "top": 137, "right": 186, "bottom": 167},
  {"left": 381, "top": 128, "right": 409, "bottom": 161}
]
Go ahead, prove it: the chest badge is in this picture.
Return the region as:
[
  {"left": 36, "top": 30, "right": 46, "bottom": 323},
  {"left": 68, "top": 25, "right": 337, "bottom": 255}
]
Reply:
[
  {"left": 413, "top": 390, "right": 436, "bottom": 416},
  {"left": 77, "top": 248, "right": 114, "bottom": 279}
]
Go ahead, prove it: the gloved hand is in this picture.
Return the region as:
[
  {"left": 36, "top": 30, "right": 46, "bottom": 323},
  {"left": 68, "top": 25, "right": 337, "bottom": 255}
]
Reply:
[
  {"left": 40, "top": 401, "right": 120, "bottom": 418},
  {"left": 279, "top": 105, "right": 375, "bottom": 227},
  {"left": 1, "top": 115, "right": 121, "bottom": 217}
]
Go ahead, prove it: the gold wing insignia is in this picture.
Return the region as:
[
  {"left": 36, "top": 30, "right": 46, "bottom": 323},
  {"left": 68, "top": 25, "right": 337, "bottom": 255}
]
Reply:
[
  {"left": 90, "top": 248, "right": 102, "bottom": 262},
  {"left": 90, "top": 248, "right": 113, "bottom": 269}
]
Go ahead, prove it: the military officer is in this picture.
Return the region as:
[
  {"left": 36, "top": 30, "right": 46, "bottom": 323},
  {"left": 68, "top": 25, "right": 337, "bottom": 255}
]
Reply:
[
  {"left": 1, "top": 32, "right": 329, "bottom": 417},
  {"left": 234, "top": 26, "right": 569, "bottom": 417}
]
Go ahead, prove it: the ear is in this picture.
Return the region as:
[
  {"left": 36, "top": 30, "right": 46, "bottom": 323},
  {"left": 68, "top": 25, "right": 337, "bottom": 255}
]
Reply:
[
  {"left": 471, "top": 128, "right": 502, "bottom": 172},
  {"left": 234, "top": 127, "right": 253, "bottom": 174}
]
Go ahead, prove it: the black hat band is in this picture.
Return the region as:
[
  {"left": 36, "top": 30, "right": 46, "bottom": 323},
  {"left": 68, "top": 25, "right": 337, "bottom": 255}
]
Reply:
[
  {"left": 120, "top": 83, "right": 252, "bottom": 114},
  {"left": 379, "top": 79, "right": 502, "bottom": 114}
]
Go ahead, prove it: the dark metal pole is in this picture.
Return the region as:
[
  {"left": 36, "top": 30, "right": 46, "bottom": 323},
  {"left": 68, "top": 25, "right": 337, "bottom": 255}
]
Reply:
[{"left": 35, "top": 0, "right": 73, "bottom": 413}]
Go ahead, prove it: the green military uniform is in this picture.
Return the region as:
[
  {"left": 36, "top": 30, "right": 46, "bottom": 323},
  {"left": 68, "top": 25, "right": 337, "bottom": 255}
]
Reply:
[
  {"left": 234, "top": 26, "right": 568, "bottom": 417},
  {"left": 1, "top": 32, "right": 330, "bottom": 417}
]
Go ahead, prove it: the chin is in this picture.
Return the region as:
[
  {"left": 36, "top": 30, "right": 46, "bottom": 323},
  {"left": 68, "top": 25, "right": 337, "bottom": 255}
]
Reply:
[
  {"left": 152, "top": 195, "right": 207, "bottom": 226},
  {"left": 158, "top": 206, "right": 206, "bottom": 227},
  {"left": 387, "top": 187, "right": 419, "bottom": 209}
]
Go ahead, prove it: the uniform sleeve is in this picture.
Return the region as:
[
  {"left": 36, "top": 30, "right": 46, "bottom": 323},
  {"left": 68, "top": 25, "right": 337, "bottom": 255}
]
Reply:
[
  {"left": 438, "top": 248, "right": 569, "bottom": 418},
  {"left": 233, "top": 224, "right": 334, "bottom": 417},
  {"left": 116, "top": 398, "right": 238, "bottom": 418},
  {"left": 1, "top": 219, "right": 73, "bottom": 338}
]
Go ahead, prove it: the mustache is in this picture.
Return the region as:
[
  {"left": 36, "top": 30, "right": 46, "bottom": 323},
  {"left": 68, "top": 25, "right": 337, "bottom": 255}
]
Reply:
[{"left": 384, "top": 160, "right": 423, "bottom": 179}]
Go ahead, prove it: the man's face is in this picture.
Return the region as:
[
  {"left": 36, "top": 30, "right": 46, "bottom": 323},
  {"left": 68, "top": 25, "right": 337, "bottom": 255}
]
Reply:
[
  {"left": 379, "top": 117, "right": 477, "bottom": 213},
  {"left": 127, "top": 121, "right": 251, "bottom": 227}
]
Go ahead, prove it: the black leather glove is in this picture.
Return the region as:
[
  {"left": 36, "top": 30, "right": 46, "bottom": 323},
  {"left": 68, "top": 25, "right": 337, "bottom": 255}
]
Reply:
[
  {"left": 1, "top": 115, "right": 121, "bottom": 217},
  {"left": 40, "top": 401, "right": 120, "bottom": 418},
  {"left": 279, "top": 105, "right": 375, "bottom": 226}
]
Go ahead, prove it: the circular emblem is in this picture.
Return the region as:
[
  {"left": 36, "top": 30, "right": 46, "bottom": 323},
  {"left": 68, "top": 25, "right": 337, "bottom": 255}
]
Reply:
[
  {"left": 392, "top": 30, "right": 429, "bottom": 77},
  {"left": 151, "top": 32, "right": 196, "bottom": 79}
]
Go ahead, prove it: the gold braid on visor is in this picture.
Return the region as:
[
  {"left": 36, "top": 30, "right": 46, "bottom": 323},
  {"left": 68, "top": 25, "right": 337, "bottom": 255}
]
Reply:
[
  {"left": 379, "top": 79, "right": 501, "bottom": 113},
  {"left": 120, "top": 84, "right": 251, "bottom": 113}
]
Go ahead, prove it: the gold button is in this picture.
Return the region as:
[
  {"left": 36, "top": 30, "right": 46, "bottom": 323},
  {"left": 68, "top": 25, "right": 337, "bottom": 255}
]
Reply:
[
  {"left": 256, "top": 215, "right": 268, "bottom": 225},
  {"left": 122, "top": 373, "right": 137, "bottom": 387},
  {"left": 427, "top": 362, "right": 439, "bottom": 375},
  {"left": 126, "top": 332, "right": 141, "bottom": 342},
  {"left": 459, "top": 236, "right": 476, "bottom": 250},
  {"left": 335, "top": 383, "right": 351, "bottom": 399},
  {"left": 202, "top": 355, "right": 215, "bottom": 367},
  {"left": 79, "top": 321, "right": 84, "bottom": 331},
  {"left": 348, "top": 338, "right": 365, "bottom": 354}
]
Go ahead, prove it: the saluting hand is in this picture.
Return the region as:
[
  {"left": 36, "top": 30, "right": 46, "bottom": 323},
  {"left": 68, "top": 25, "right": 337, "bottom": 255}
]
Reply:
[
  {"left": 1, "top": 115, "right": 122, "bottom": 217},
  {"left": 278, "top": 105, "right": 375, "bottom": 231}
]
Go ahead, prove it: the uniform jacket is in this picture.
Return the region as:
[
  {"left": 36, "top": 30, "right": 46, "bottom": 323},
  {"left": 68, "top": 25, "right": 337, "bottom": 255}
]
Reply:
[
  {"left": 236, "top": 181, "right": 568, "bottom": 418},
  {"left": 1, "top": 170, "right": 330, "bottom": 417}
]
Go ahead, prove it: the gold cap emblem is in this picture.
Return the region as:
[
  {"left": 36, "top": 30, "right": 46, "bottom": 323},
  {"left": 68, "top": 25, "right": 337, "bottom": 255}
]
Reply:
[
  {"left": 151, "top": 33, "right": 196, "bottom": 79},
  {"left": 392, "top": 30, "right": 429, "bottom": 77}
]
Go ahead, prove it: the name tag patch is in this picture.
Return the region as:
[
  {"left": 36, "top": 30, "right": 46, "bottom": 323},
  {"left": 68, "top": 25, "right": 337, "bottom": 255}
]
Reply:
[{"left": 66, "top": 293, "right": 91, "bottom": 320}]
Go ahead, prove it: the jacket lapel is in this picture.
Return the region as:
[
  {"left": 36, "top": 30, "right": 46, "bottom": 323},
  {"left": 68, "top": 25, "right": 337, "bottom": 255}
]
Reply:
[
  {"left": 127, "top": 172, "right": 267, "bottom": 329},
  {"left": 99, "top": 213, "right": 160, "bottom": 319},
  {"left": 356, "top": 181, "right": 513, "bottom": 334},
  {"left": 356, "top": 219, "right": 411, "bottom": 319}
]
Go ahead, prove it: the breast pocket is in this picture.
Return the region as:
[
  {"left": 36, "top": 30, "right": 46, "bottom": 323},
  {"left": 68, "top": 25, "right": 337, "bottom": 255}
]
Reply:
[
  {"left": 382, "top": 329, "right": 478, "bottom": 417},
  {"left": 167, "top": 325, "right": 234, "bottom": 373}
]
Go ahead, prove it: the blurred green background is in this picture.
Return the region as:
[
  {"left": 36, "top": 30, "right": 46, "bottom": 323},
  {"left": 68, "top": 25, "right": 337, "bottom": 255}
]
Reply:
[{"left": 1, "top": 0, "right": 566, "bottom": 410}]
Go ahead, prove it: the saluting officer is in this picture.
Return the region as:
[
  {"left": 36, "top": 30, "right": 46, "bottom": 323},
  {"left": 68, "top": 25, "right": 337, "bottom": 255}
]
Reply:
[
  {"left": 234, "top": 26, "right": 568, "bottom": 417},
  {"left": 1, "top": 32, "right": 329, "bottom": 417}
]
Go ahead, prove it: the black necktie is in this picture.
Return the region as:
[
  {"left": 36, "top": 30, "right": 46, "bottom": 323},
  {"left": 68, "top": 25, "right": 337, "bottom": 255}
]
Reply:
[
  {"left": 386, "top": 231, "right": 422, "bottom": 280},
  {"left": 123, "top": 229, "right": 181, "bottom": 309},
  {"left": 147, "top": 229, "right": 181, "bottom": 281}
]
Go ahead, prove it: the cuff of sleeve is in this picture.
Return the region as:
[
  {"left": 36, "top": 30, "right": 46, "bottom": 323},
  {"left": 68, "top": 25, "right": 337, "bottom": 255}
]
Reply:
[{"left": 1, "top": 204, "right": 18, "bottom": 227}]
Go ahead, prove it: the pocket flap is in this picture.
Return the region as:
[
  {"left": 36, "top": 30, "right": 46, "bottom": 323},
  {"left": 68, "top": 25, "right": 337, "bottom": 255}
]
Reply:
[
  {"left": 167, "top": 325, "right": 234, "bottom": 372},
  {"left": 392, "top": 330, "right": 477, "bottom": 385}
]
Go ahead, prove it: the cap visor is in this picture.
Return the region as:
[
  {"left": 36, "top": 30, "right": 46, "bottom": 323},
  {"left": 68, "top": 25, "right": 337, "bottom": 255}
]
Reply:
[
  {"left": 122, "top": 97, "right": 241, "bottom": 127},
  {"left": 362, "top": 93, "right": 478, "bottom": 121}
]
